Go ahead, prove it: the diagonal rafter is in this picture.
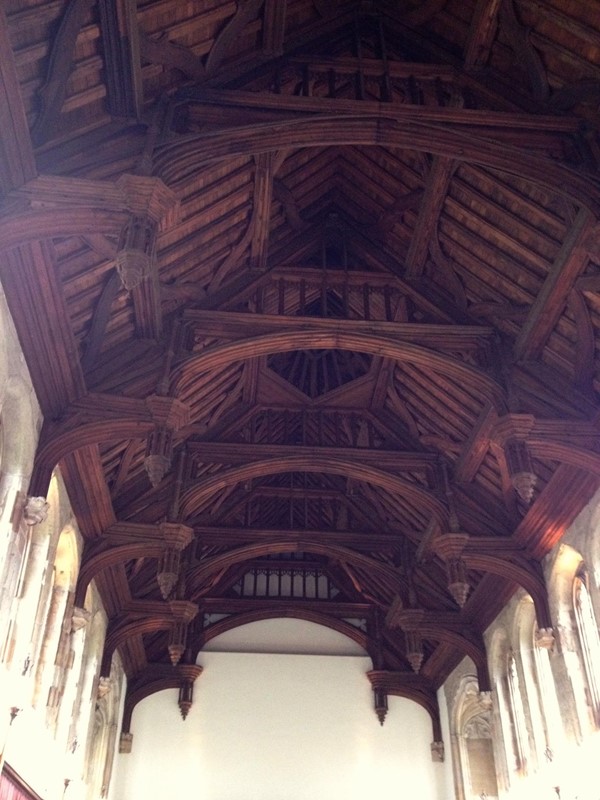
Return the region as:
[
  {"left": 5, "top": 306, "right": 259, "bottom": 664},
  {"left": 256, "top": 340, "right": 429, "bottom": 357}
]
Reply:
[
  {"left": 464, "top": 0, "right": 502, "bottom": 69},
  {"left": 514, "top": 208, "right": 597, "bottom": 361},
  {"left": 404, "top": 157, "right": 456, "bottom": 278}
]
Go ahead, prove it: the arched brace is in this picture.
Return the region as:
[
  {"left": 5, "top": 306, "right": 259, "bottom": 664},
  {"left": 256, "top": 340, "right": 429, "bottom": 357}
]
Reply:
[
  {"left": 197, "top": 609, "right": 370, "bottom": 657},
  {"left": 179, "top": 457, "right": 448, "bottom": 529},
  {"left": 75, "top": 542, "right": 165, "bottom": 607},
  {"left": 388, "top": 607, "right": 491, "bottom": 693},
  {"left": 528, "top": 438, "right": 600, "bottom": 478},
  {"left": 171, "top": 330, "right": 506, "bottom": 409},
  {"left": 0, "top": 207, "right": 127, "bottom": 252},
  {"left": 419, "top": 624, "right": 491, "bottom": 693},
  {"left": 30, "top": 417, "right": 154, "bottom": 497},
  {"left": 121, "top": 663, "right": 203, "bottom": 735},
  {"left": 465, "top": 554, "right": 553, "bottom": 630},
  {"left": 122, "top": 677, "right": 180, "bottom": 735},
  {"left": 186, "top": 539, "right": 406, "bottom": 599},
  {"left": 102, "top": 618, "right": 176, "bottom": 676},
  {"left": 367, "top": 670, "right": 442, "bottom": 741},
  {"left": 153, "top": 114, "right": 600, "bottom": 215}
]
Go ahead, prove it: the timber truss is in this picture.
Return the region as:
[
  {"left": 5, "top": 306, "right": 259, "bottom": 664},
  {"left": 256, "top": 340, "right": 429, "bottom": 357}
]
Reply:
[{"left": 2, "top": 0, "right": 600, "bottom": 739}]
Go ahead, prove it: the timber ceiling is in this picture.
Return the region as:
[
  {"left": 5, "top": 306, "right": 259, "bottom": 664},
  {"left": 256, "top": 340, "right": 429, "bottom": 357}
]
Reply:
[{"left": 2, "top": 0, "right": 600, "bottom": 724}]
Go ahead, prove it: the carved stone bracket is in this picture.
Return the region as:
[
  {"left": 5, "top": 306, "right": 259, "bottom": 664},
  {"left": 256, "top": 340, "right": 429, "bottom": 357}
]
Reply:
[
  {"left": 535, "top": 627, "right": 555, "bottom": 649},
  {"left": 71, "top": 606, "right": 91, "bottom": 632},
  {"left": 430, "top": 740, "right": 445, "bottom": 762},
  {"left": 119, "top": 732, "right": 133, "bottom": 754},
  {"left": 97, "top": 676, "right": 112, "bottom": 700},
  {"left": 23, "top": 496, "right": 50, "bottom": 526}
]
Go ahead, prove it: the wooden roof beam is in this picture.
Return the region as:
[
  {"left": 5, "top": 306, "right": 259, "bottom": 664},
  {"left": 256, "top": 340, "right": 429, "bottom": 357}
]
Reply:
[
  {"left": 0, "top": 242, "right": 86, "bottom": 416},
  {"left": 187, "top": 440, "right": 438, "bottom": 470},
  {"left": 250, "top": 151, "right": 275, "bottom": 270},
  {"left": 514, "top": 209, "right": 596, "bottom": 361},
  {"left": 195, "top": 524, "right": 409, "bottom": 549},
  {"left": 262, "top": 0, "right": 287, "bottom": 56},
  {"left": 181, "top": 309, "right": 494, "bottom": 350},
  {"left": 98, "top": 0, "right": 143, "bottom": 119},
  {"left": 180, "top": 88, "right": 582, "bottom": 137},
  {"left": 454, "top": 402, "right": 497, "bottom": 484},
  {"left": 404, "top": 157, "right": 455, "bottom": 278},
  {"left": 0, "top": 5, "right": 36, "bottom": 195},
  {"left": 464, "top": 0, "right": 502, "bottom": 69}
]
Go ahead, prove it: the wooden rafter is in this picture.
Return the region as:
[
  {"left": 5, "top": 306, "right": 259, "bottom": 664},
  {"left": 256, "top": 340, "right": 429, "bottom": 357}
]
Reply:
[
  {"left": 0, "top": 5, "right": 36, "bottom": 194},
  {"left": 464, "top": 0, "right": 502, "bottom": 69},
  {"left": 514, "top": 209, "right": 596, "bottom": 361}
]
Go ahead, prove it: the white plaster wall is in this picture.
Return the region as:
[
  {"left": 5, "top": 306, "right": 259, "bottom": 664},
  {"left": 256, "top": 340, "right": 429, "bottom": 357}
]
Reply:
[{"left": 112, "top": 651, "right": 448, "bottom": 800}]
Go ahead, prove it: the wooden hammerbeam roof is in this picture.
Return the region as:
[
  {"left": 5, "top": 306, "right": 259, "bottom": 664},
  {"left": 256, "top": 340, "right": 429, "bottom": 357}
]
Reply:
[{"left": 2, "top": 0, "right": 600, "bottom": 727}]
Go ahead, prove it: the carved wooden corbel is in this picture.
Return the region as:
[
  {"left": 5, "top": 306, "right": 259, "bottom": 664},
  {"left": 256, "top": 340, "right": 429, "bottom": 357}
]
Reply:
[
  {"left": 120, "top": 663, "right": 203, "bottom": 748},
  {"left": 114, "top": 175, "right": 180, "bottom": 291},
  {"left": 431, "top": 533, "right": 553, "bottom": 631},
  {"left": 491, "top": 414, "right": 537, "bottom": 503},
  {"left": 366, "top": 669, "right": 442, "bottom": 744},
  {"left": 144, "top": 396, "right": 190, "bottom": 488},
  {"left": 386, "top": 605, "right": 491, "bottom": 691}
]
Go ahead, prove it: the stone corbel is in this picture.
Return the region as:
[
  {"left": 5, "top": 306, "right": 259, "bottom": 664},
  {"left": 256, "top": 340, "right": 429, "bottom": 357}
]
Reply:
[
  {"left": 97, "top": 676, "right": 112, "bottom": 700},
  {"left": 119, "top": 732, "right": 133, "bottom": 754},
  {"left": 23, "top": 496, "right": 50, "bottom": 526},
  {"left": 430, "top": 740, "right": 445, "bottom": 762},
  {"left": 71, "top": 606, "right": 91, "bottom": 632}
]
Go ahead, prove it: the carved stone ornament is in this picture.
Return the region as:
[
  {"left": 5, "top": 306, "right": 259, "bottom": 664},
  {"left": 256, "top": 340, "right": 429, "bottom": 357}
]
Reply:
[
  {"left": 119, "top": 732, "right": 133, "bottom": 754},
  {"left": 71, "top": 606, "right": 91, "bottom": 632},
  {"left": 97, "top": 676, "right": 112, "bottom": 700},
  {"left": 23, "top": 496, "right": 50, "bottom": 526},
  {"left": 430, "top": 740, "right": 445, "bottom": 762},
  {"left": 464, "top": 711, "right": 493, "bottom": 739},
  {"left": 478, "top": 690, "right": 493, "bottom": 710},
  {"left": 535, "top": 627, "right": 555, "bottom": 649}
]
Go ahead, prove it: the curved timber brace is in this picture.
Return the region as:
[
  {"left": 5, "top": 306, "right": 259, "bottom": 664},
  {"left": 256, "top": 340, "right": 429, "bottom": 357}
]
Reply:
[
  {"left": 366, "top": 670, "right": 444, "bottom": 760},
  {"left": 101, "top": 600, "right": 198, "bottom": 677},
  {"left": 74, "top": 521, "right": 193, "bottom": 607},
  {"left": 119, "top": 663, "right": 203, "bottom": 753},
  {"left": 386, "top": 604, "right": 492, "bottom": 693},
  {"left": 431, "top": 533, "right": 554, "bottom": 639}
]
